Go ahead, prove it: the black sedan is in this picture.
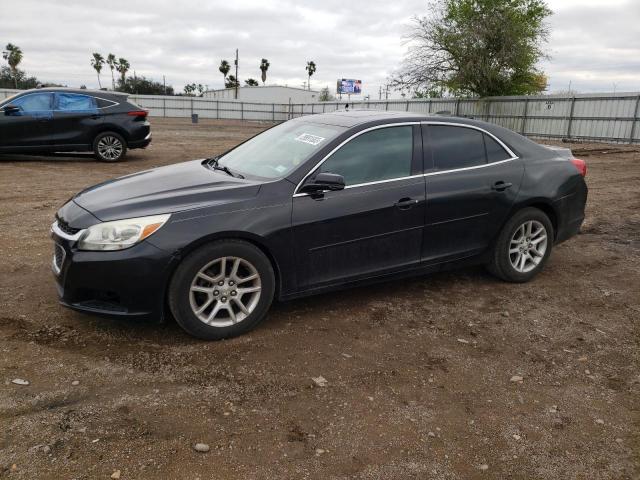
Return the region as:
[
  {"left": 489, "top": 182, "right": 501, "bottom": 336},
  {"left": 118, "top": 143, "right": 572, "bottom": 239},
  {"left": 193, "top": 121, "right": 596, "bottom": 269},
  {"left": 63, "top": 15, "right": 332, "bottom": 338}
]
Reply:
[
  {"left": 0, "top": 87, "right": 151, "bottom": 162},
  {"left": 51, "top": 111, "right": 587, "bottom": 340}
]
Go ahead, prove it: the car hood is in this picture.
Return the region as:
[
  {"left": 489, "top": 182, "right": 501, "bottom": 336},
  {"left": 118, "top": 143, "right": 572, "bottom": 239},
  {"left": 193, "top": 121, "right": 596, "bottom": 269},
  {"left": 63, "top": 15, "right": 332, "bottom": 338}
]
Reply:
[{"left": 72, "top": 159, "right": 262, "bottom": 222}]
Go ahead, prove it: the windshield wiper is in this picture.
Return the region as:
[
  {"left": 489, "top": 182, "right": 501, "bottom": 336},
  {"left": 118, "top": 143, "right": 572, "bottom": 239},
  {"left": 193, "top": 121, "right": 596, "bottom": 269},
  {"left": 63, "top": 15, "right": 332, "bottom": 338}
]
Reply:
[{"left": 206, "top": 156, "right": 244, "bottom": 179}]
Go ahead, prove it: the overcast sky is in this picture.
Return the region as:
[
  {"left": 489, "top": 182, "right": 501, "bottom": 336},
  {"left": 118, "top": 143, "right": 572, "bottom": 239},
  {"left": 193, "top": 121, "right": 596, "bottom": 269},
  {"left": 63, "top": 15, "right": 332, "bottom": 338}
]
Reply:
[{"left": 3, "top": 0, "right": 639, "bottom": 97}]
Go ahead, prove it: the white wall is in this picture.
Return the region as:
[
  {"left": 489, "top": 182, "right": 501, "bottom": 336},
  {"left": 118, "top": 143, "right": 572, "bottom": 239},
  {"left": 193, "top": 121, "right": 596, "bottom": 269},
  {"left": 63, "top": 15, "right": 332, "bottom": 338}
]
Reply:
[{"left": 203, "top": 86, "right": 320, "bottom": 103}]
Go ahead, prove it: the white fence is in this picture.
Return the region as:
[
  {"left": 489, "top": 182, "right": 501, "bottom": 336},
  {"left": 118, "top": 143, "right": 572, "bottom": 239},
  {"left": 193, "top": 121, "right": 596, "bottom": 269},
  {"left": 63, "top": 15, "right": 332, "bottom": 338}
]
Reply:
[{"left": 2, "top": 88, "right": 639, "bottom": 144}]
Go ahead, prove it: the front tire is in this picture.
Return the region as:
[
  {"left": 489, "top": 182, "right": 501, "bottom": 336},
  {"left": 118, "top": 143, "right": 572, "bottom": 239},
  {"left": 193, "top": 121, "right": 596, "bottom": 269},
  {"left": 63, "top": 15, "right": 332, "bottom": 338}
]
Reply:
[
  {"left": 487, "top": 207, "right": 554, "bottom": 283},
  {"left": 168, "top": 240, "right": 275, "bottom": 340},
  {"left": 94, "top": 132, "right": 127, "bottom": 162}
]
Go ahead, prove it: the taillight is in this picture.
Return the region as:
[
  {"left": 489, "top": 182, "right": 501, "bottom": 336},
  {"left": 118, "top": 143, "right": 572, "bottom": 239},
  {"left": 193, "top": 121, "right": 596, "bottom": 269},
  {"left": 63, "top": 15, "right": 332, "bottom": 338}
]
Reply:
[
  {"left": 571, "top": 158, "right": 587, "bottom": 177},
  {"left": 127, "top": 110, "right": 148, "bottom": 117}
]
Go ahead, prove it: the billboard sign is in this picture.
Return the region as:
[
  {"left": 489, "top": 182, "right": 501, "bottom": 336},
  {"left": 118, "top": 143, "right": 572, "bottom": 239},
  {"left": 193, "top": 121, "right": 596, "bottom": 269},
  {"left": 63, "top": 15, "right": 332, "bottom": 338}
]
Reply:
[{"left": 337, "top": 79, "right": 362, "bottom": 95}]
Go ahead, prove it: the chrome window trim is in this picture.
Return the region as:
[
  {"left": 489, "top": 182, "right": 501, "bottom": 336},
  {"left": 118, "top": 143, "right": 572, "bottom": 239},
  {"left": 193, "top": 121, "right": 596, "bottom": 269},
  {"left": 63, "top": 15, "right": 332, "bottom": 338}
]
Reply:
[
  {"left": 292, "top": 120, "right": 520, "bottom": 198},
  {"left": 51, "top": 221, "right": 85, "bottom": 242},
  {"left": 293, "top": 122, "right": 420, "bottom": 197}
]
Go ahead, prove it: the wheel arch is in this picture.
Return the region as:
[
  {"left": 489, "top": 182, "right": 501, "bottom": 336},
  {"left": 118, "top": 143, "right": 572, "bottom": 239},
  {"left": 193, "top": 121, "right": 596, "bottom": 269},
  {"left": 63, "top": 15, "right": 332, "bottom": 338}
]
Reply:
[
  {"left": 94, "top": 124, "right": 130, "bottom": 143},
  {"left": 164, "top": 231, "right": 284, "bottom": 305},
  {"left": 513, "top": 199, "right": 559, "bottom": 239}
]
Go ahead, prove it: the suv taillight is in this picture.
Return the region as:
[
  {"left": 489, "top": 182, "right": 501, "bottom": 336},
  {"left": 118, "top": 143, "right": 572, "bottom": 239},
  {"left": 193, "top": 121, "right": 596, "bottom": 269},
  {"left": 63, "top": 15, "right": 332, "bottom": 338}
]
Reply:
[
  {"left": 127, "top": 110, "right": 148, "bottom": 118},
  {"left": 571, "top": 158, "right": 587, "bottom": 177}
]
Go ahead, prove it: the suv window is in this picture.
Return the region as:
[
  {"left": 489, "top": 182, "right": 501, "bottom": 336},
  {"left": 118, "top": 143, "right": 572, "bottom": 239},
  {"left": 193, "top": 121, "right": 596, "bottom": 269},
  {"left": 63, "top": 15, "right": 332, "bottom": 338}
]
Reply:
[
  {"left": 484, "top": 134, "right": 512, "bottom": 162},
  {"left": 12, "top": 93, "right": 53, "bottom": 112},
  {"left": 57, "top": 93, "right": 97, "bottom": 112},
  {"left": 430, "top": 125, "right": 486, "bottom": 170},
  {"left": 319, "top": 126, "right": 413, "bottom": 186}
]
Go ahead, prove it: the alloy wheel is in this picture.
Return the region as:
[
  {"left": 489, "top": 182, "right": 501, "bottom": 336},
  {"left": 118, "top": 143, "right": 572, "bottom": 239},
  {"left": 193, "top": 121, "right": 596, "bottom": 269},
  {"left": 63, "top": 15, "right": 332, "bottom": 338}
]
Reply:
[
  {"left": 508, "top": 220, "right": 548, "bottom": 273},
  {"left": 189, "top": 256, "right": 262, "bottom": 327},
  {"left": 97, "top": 135, "right": 123, "bottom": 160}
]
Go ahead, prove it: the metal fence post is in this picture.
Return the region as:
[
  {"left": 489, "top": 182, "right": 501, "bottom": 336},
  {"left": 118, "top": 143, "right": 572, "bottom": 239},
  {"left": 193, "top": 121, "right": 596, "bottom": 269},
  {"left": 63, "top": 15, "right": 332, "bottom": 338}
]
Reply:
[
  {"left": 216, "top": 100, "right": 219, "bottom": 119},
  {"left": 629, "top": 95, "right": 640, "bottom": 144},
  {"left": 427, "top": 100, "right": 432, "bottom": 114},
  {"left": 163, "top": 97, "right": 166, "bottom": 118},
  {"left": 520, "top": 98, "right": 529, "bottom": 135},
  {"left": 190, "top": 97, "right": 194, "bottom": 118},
  {"left": 405, "top": 100, "right": 410, "bottom": 112},
  {"left": 455, "top": 98, "right": 460, "bottom": 116},
  {"left": 385, "top": 101, "right": 389, "bottom": 111},
  {"left": 272, "top": 103, "right": 275, "bottom": 121},
  {"left": 241, "top": 102, "right": 244, "bottom": 121},
  {"left": 323, "top": 103, "right": 326, "bottom": 113},
  {"left": 485, "top": 100, "right": 491, "bottom": 122},
  {"left": 566, "top": 96, "right": 576, "bottom": 139}
]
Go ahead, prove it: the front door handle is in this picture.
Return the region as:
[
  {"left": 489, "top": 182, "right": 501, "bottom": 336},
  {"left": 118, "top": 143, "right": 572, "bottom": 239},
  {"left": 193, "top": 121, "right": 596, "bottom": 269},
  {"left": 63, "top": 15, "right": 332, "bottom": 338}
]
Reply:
[
  {"left": 395, "top": 197, "right": 419, "bottom": 210},
  {"left": 492, "top": 181, "right": 513, "bottom": 192}
]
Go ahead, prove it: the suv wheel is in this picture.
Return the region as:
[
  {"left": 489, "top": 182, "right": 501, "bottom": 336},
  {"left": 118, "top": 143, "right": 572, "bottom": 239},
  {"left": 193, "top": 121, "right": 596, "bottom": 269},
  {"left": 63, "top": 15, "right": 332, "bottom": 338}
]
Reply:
[
  {"left": 168, "top": 240, "right": 275, "bottom": 340},
  {"left": 487, "top": 207, "right": 554, "bottom": 283},
  {"left": 94, "top": 132, "right": 127, "bottom": 162}
]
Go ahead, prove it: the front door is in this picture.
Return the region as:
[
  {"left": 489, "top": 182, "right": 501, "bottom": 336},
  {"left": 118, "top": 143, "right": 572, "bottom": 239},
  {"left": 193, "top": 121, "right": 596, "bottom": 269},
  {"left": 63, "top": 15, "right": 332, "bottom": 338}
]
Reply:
[
  {"left": 0, "top": 92, "right": 54, "bottom": 150},
  {"left": 292, "top": 124, "right": 426, "bottom": 290},
  {"left": 422, "top": 124, "right": 524, "bottom": 262}
]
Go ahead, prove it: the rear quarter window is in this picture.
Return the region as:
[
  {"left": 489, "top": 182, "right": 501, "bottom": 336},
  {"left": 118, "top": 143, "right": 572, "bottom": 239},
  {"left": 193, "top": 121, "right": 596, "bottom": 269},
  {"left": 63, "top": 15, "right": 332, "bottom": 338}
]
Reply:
[
  {"left": 484, "top": 134, "right": 512, "bottom": 162},
  {"left": 57, "top": 93, "right": 97, "bottom": 112}
]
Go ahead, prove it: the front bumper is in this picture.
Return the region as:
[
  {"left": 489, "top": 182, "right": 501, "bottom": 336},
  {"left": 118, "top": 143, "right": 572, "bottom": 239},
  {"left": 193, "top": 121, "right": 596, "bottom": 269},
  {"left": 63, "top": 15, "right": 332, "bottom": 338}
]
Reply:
[{"left": 51, "top": 221, "right": 174, "bottom": 321}]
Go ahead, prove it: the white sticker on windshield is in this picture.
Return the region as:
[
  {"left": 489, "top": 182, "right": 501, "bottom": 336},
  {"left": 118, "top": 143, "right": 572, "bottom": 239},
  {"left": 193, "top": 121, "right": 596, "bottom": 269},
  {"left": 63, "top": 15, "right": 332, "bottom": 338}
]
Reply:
[{"left": 295, "top": 133, "right": 325, "bottom": 146}]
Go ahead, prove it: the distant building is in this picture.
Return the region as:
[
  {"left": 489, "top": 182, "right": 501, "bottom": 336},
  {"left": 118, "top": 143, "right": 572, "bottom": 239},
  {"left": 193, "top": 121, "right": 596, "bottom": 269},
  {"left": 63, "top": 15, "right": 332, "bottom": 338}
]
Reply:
[{"left": 203, "top": 85, "right": 320, "bottom": 103}]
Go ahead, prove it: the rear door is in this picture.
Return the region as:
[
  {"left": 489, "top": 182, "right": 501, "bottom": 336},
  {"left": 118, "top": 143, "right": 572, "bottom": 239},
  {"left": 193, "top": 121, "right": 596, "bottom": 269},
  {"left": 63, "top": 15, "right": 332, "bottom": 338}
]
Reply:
[
  {"left": 292, "top": 124, "right": 426, "bottom": 290},
  {"left": 0, "top": 92, "right": 54, "bottom": 150},
  {"left": 422, "top": 123, "right": 524, "bottom": 262},
  {"left": 52, "top": 93, "right": 103, "bottom": 148}
]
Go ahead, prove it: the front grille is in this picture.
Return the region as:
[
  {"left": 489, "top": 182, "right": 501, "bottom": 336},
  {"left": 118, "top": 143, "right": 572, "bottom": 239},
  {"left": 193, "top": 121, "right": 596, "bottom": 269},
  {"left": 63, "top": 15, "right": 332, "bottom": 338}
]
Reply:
[
  {"left": 52, "top": 244, "right": 65, "bottom": 275},
  {"left": 56, "top": 218, "right": 81, "bottom": 236}
]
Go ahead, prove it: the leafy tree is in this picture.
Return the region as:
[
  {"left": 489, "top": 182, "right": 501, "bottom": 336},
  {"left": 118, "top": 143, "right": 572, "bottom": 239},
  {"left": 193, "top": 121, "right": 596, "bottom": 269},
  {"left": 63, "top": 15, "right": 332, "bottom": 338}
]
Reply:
[
  {"left": 219, "top": 60, "right": 231, "bottom": 84},
  {"left": 119, "top": 75, "right": 173, "bottom": 95},
  {"left": 305, "top": 61, "right": 316, "bottom": 90},
  {"left": 259, "top": 58, "right": 270, "bottom": 85},
  {"left": 0, "top": 66, "right": 38, "bottom": 89},
  {"left": 115, "top": 58, "right": 130, "bottom": 90},
  {"left": 393, "top": 0, "right": 552, "bottom": 97},
  {"left": 319, "top": 86, "right": 335, "bottom": 102},
  {"left": 183, "top": 83, "right": 196, "bottom": 96},
  {"left": 106, "top": 53, "right": 117, "bottom": 89},
  {"left": 225, "top": 75, "right": 240, "bottom": 89},
  {"left": 2, "top": 43, "right": 23, "bottom": 89},
  {"left": 245, "top": 78, "right": 259, "bottom": 86},
  {"left": 90, "top": 53, "right": 105, "bottom": 89},
  {"left": 197, "top": 83, "right": 205, "bottom": 95}
]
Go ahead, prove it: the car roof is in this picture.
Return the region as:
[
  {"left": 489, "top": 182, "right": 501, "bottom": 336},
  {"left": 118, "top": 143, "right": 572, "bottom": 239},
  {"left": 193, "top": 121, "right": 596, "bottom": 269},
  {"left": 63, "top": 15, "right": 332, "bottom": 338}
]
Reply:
[
  {"left": 17, "top": 87, "right": 128, "bottom": 100},
  {"left": 301, "top": 109, "right": 550, "bottom": 158}
]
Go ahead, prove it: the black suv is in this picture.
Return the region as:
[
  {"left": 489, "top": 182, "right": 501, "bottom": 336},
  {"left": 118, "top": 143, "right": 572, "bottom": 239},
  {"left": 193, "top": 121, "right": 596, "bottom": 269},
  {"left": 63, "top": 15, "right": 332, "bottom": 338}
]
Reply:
[{"left": 0, "top": 88, "right": 151, "bottom": 162}]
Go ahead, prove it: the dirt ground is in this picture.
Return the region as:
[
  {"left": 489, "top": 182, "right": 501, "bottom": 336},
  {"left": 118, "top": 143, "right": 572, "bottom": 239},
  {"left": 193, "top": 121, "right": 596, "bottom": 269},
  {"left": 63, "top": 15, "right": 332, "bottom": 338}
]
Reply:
[{"left": 0, "top": 118, "right": 638, "bottom": 480}]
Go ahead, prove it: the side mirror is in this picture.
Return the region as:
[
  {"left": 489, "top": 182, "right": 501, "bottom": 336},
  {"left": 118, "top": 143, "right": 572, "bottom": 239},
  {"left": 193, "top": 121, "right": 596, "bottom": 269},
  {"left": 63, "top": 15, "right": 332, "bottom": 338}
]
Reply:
[
  {"left": 301, "top": 172, "right": 345, "bottom": 193},
  {"left": 2, "top": 105, "right": 19, "bottom": 115}
]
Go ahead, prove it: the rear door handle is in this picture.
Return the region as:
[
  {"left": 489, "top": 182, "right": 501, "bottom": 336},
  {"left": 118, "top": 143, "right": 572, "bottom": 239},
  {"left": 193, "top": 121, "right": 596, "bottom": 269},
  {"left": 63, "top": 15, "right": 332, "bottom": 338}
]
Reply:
[
  {"left": 492, "top": 181, "right": 513, "bottom": 192},
  {"left": 395, "top": 197, "right": 419, "bottom": 210}
]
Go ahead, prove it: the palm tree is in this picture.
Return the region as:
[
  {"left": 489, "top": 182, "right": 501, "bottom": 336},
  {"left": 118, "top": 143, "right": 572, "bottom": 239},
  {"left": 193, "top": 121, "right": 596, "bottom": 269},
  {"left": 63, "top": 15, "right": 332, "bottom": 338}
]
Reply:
[
  {"left": 106, "top": 53, "right": 117, "bottom": 90},
  {"left": 219, "top": 60, "right": 230, "bottom": 86},
  {"left": 225, "top": 75, "right": 239, "bottom": 89},
  {"left": 259, "top": 58, "right": 270, "bottom": 86},
  {"left": 115, "top": 58, "right": 130, "bottom": 90},
  {"left": 245, "top": 78, "right": 259, "bottom": 86},
  {"left": 2, "top": 43, "right": 23, "bottom": 89},
  {"left": 305, "top": 61, "right": 316, "bottom": 91},
  {"left": 91, "top": 53, "right": 105, "bottom": 89}
]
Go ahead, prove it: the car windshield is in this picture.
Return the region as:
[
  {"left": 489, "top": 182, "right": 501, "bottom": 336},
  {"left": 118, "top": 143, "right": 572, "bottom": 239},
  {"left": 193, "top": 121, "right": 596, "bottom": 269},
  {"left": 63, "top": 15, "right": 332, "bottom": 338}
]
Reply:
[
  {"left": 0, "top": 92, "right": 22, "bottom": 107},
  {"left": 217, "top": 121, "right": 346, "bottom": 179}
]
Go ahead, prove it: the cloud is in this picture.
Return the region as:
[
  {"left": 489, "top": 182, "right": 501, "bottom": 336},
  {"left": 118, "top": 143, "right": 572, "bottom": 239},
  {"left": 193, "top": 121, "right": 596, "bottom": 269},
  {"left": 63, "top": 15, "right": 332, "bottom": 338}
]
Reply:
[{"left": 2, "top": 0, "right": 638, "bottom": 96}]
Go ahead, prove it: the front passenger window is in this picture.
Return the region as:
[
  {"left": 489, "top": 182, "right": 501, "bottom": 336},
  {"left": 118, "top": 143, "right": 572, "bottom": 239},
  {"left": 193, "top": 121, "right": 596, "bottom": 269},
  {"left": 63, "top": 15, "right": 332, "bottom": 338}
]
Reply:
[
  {"left": 319, "top": 126, "right": 413, "bottom": 186},
  {"left": 12, "top": 93, "right": 53, "bottom": 113}
]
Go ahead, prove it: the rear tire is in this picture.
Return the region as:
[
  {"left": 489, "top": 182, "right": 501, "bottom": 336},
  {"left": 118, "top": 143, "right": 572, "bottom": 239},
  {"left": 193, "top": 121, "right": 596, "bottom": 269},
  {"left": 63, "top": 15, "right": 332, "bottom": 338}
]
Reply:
[
  {"left": 487, "top": 207, "right": 554, "bottom": 283},
  {"left": 94, "top": 131, "right": 127, "bottom": 162},
  {"left": 168, "top": 240, "right": 275, "bottom": 340}
]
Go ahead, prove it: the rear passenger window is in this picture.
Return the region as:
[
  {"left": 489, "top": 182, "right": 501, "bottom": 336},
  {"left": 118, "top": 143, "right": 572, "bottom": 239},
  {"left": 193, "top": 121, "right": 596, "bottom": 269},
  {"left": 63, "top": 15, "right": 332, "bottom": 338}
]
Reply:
[
  {"left": 484, "top": 134, "right": 512, "bottom": 162},
  {"left": 429, "top": 126, "right": 486, "bottom": 170},
  {"left": 57, "top": 93, "right": 97, "bottom": 112}
]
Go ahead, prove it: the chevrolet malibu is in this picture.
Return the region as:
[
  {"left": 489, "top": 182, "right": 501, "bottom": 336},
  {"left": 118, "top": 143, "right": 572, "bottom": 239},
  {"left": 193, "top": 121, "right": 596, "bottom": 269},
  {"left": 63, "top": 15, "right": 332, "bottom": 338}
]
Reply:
[{"left": 51, "top": 111, "right": 587, "bottom": 340}]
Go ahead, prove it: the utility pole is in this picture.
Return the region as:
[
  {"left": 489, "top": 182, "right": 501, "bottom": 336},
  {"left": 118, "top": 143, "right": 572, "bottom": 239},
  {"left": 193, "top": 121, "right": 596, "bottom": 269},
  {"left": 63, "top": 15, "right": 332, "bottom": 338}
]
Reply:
[{"left": 234, "top": 49, "right": 239, "bottom": 100}]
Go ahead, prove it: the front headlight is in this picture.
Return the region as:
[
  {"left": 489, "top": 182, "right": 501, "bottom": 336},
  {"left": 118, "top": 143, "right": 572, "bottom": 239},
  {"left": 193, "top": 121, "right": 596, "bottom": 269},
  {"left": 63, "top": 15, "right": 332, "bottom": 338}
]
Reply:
[{"left": 77, "top": 214, "right": 170, "bottom": 251}]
